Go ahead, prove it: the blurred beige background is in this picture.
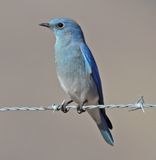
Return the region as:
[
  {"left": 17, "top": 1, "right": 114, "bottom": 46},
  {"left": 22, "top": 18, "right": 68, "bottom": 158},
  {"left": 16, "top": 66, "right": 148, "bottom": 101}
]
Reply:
[{"left": 0, "top": 0, "right": 156, "bottom": 159}]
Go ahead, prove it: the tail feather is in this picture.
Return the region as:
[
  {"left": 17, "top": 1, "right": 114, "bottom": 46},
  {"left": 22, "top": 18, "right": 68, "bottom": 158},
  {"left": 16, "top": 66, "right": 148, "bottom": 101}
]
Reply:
[
  {"left": 100, "top": 109, "right": 113, "bottom": 129},
  {"left": 87, "top": 108, "right": 114, "bottom": 145},
  {"left": 98, "top": 110, "right": 114, "bottom": 145},
  {"left": 98, "top": 124, "right": 114, "bottom": 145}
]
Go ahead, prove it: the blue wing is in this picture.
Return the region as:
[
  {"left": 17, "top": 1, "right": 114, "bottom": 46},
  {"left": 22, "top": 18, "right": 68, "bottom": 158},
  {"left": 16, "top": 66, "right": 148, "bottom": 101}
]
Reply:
[
  {"left": 80, "top": 43, "right": 104, "bottom": 104},
  {"left": 80, "top": 43, "right": 113, "bottom": 132}
]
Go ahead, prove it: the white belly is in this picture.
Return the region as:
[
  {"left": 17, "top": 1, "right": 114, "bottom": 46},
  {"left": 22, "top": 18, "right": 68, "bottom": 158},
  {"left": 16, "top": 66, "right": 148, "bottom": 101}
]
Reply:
[{"left": 57, "top": 73, "right": 99, "bottom": 105}]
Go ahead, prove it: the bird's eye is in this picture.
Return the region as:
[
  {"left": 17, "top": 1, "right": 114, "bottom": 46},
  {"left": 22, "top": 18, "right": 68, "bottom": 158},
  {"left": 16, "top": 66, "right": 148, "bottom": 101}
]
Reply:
[{"left": 56, "top": 23, "right": 64, "bottom": 29}]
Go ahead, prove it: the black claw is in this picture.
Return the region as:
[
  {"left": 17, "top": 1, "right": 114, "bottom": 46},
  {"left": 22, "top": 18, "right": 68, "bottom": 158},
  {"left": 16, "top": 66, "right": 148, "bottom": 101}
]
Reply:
[
  {"left": 77, "top": 105, "right": 86, "bottom": 114},
  {"left": 60, "top": 100, "right": 73, "bottom": 113},
  {"left": 61, "top": 105, "right": 69, "bottom": 113},
  {"left": 77, "top": 100, "right": 87, "bottom": 114}
]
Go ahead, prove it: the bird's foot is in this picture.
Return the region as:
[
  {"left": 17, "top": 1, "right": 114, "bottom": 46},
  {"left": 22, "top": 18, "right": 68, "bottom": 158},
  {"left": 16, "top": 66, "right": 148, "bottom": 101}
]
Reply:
[
  {"left": 60, "top": 100, "right": 73, "bottom": 113},
  {"left": 77, "top": 106, "right": 85, "bottom": 114},
  {"left": 77, "top": 100, "right": 87, "bottom": 114}
]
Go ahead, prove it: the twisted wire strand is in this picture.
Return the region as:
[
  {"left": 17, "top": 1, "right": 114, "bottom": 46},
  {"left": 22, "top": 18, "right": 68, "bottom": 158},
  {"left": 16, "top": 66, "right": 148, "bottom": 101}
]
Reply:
[{"left": 0, "top": 97, "right": 155, "bottom": 113}]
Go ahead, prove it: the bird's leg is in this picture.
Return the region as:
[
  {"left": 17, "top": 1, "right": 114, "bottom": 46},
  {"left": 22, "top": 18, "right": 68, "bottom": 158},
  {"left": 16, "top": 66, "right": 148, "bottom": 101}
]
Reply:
[
  {"left": 61, "top": 100, "right": 73, "bottom": 113},
  {"left": 77, "top": 100, "right": 87, "bottom": 114}
]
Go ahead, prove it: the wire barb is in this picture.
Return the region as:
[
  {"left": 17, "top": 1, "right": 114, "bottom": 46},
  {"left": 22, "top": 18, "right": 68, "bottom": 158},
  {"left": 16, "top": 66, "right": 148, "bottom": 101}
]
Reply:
[
  {"left": 0, "top": 97, "right": 155, "bottom": 113},
  {"left": 129, "top": 96, "right": 145, "bottom": 112}
]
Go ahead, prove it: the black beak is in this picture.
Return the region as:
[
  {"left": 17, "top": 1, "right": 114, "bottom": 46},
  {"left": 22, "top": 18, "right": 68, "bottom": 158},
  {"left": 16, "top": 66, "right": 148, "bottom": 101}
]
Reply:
[{"left": 39, "top": 23, "right": 50, "bottom": 28}]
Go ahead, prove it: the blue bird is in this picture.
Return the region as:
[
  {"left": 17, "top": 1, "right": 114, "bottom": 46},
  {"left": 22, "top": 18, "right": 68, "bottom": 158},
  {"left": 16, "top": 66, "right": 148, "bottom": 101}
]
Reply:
[{"left": 39, "top": 18, "right": 114, "bottom": 145}]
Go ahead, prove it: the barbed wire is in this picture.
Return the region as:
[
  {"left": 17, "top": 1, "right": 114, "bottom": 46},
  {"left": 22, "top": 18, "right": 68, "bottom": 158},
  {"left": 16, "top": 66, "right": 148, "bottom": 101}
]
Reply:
[{"left": 0, "top": 96, "right": 155, "bottom": 113}]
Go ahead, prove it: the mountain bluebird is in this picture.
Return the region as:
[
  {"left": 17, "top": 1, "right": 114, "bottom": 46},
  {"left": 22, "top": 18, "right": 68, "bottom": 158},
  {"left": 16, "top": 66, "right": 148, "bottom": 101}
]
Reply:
[{"left": 39, "top": 18, "right": 114, "bottom": 145}]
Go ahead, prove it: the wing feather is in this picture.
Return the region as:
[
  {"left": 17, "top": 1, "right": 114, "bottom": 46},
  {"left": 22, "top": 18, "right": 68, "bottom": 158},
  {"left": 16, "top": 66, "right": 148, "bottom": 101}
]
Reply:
[{"left": 80, "top": 43, "right": 104, "bottom": 104}]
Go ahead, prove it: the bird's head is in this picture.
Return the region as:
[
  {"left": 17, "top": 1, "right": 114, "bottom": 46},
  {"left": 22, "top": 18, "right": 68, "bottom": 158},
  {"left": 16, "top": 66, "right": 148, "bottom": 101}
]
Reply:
[{"left": 39, "top": 18, "right": 84, "bottom": 42}]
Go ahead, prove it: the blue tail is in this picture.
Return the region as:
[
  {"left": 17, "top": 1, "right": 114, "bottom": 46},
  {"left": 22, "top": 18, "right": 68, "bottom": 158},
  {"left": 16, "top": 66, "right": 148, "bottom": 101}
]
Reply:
[{"left": 98, "top": 110, "right": 114, "bottom": 146}]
